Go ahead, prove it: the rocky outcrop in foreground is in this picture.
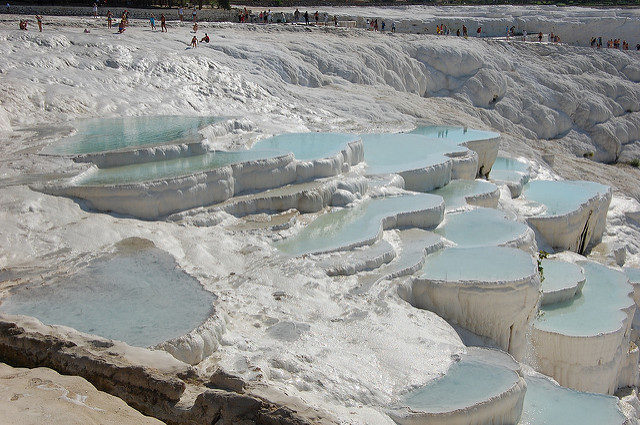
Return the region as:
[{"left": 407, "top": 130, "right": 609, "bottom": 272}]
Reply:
[
  {"left": 0, "top": 314, "right": 336, "bottom": 425},
  {"left": 0, "top": 362, "right": 164, "bottom": 425}
]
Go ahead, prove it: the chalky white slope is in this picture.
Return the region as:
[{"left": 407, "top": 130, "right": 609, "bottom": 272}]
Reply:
[{"left": 1, "top": 11, "right": 640, "bottom": 424}]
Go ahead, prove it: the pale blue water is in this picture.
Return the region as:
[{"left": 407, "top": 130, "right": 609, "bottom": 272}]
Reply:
[
  {"left": 409, "top": 126, "right": 500, "bottom": 143},
  {"left": 77, "top": 149, "right": 282, "bottom": 185},
  {"left": 624, "top": 267, "right": 640, "bottom": 284},
  {"left": 275, "top": 194, "right": 443, "bottom": 256},
  {"left": 540, "top": 259, "right": 584, "bottom": 294},
  {"left": 523, "top": 180, "right": 610, "bottom": 216},
  {"left": 429, "top": 179, "right": 498, "bottom": 210},
  {"left": 252, "top": 133, "right": 359, "bottom": 161},
  {"left": 435, "top": 208, "right": 530, "bottom": 247},
  {"left": 75, "top": 132, "right": 360, "bottom": 185},
  {"left": 420, "top": 246, "right": 535, "bottom": 282},
  {"left": 519, "top": 375, "right": 626, "bottom": 425},
  {"left": 360, "top": 133, "right": 466, "bottom": 175},
  {"left": 52, "top": 116, "right": 223, "bottom": 155},
  {"left": 491, "top": 157, "right": 530, "bottom": 184},
  {"left": 0, "top": 247, "right": 215, "bottom": 347},
  {"left": 492, "top": 157, "right": 529, "bottom": 173},
  {"left": 535, "top": 261, "right": 632, "bottom": 336},
  {"left": 403, "top": 359, "right": 517, "bottom": 413}
]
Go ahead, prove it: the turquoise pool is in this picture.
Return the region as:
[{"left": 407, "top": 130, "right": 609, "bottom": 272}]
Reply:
[
  {"left": 51, "top": 115, "right": 223, "bottom": 155},
  {"left": 402, "top": 357, "right": 518, "bottom": 414},
  {"left": 520, "top": 375, "right": 626, "bottom": 425},
  {"left": 523, "top": 180, "right": 610, "bottom": 216},
  {"left": 435, "top": 208, "right": 531, "bottom": 248},
  {"left": 76, "top": 149, "right": 282, "bottom": 185},
  {"left": 360, "top": 133, "right": 466, "bottom": 175},
  {"left": 0, "top": 244, "right": 216, "bottom": 347},
  {"left": 535, "top": 261, "right": 632, "bottom": 336},
  {"left": 429, "top": 179, "right": 498, "bottom": 211},
  {"left": 540, "top": 259, "right": 585, "bottom": 296},
  {"left": 420, "top": 246, "right": 536, "bottom": 282},
  {"left": 252, "top": 132, "right": 359, "bottom": 162},
  {"left": 410, "top": 126, "right": 499, "bottom": 143},
  {"left": 276, "top": 194, "right": 443, "bottom": 256}
]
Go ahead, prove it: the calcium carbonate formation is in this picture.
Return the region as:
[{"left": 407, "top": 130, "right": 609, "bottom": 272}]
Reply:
[{"left": 3, "top": 114, "right": 636, "bottom": 425}]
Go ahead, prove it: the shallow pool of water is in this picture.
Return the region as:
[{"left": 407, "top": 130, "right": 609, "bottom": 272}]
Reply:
[
  {"left": 523, "top": 180, "right": 609, "bottom": 216},
  {"left": 252, "top": 132, "right": 359, "bottom": 162},
  {"left": 360, "top": 133, "right": 466, "bottom": 175},
  {"left": 429, "top": 179, "right": 497, "bottom": 211},
  {"left": 420, "top": 246, "right": 536, "bottom": 282},
  {"left": 402, "top": 358, "right": 517, "bottom": 413},
  {"left": 435, "top": 208, "right": 530, "bottom": 247},
  {"left": 51, "top": 115, "right": 223, "bottom": 155},
  {"left": 519, "top": 375, "right": 626, "bottom": 425},
  {"left": 410, "top": 126, "right": 499, "bottom": 143},
  {"left": 540, "top": 259, "right": 585, "bottom": 295},
  {"left": 276, "top": 194, "right": 443, "bottom": 256},
  {"left": 490, "top": 157, "right": 530, "bottom": 184},
  {"left": 535, "top": 261, "right": 632, "bottom": 336},
  {"left": 624, "top": 267, "right": 640, "bottom": 285},
  {"left": 75, "top": 132, "right": 361, "bottom": 186},
  {"left": 0, "top": 242, "right": 215, "bottom": 347},
  {"left": 76, "top": 149, "right": 282, "bottom": 185}
]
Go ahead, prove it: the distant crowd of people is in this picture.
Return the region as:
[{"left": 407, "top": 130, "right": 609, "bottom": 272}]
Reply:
[{"left": 10, "top": 4, "right": 640, "bottom": 53}]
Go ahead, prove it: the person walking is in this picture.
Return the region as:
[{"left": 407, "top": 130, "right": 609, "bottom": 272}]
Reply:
[
  {"left": 190, "top": 35, "right": 197, "bottom": 48},
  {"left": 150, "top": 15, "right": 155, "bottom": 31},
  {"left": 35, "top": 14, "right": 42, "bottom": 32},
  {"left": 160, "top": 13, "right": 167, "bottom": 32}
]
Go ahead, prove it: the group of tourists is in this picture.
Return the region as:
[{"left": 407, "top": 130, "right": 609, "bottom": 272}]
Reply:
[
  {"left": 590, "top": 37, "right": 636, "bottom": 50},
  {"left": 433, "top": 23, "right": 480, "bottom": 38},
  {"left": 18, "top": 15, "right": 43, "bottom": 31},
  {"left": 366, "top": 19, "right": 390, "bottom": 32},
  {"left": 190, "top": 32, "right": 209, "bottom": 48},
  {"left": 12, "top": 5, "right": 640, "bottom": 53}
]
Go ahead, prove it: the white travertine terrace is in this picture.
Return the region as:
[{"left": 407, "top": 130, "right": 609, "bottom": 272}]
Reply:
[
  {"left": 430, "top": 179, "right": 500, "bottom": 212},
  {"left": 539, "top": 259, "right": 586, "bottom": 306},
  {"left": 321, "top": 240, "right": 396, "bottom": 276},
  {"left": 74, "top": 139, "right": 211, "bottom": 169},
  {"left": 275, "top": 193, "right": 445, "bottom": 256},
  {"left": 410, "top": 247, "right": 540, "bottom": 360},
  {"left": 489, "top": 157, "right": 531, "bottom": 198},
  {"left": 434, "top": 207, "right": 536, "bottom": 252},
  {"left": 39, "top": 137, "right": 364, "bottom": 219},
  {"left": 531, "top": 260, "right": 637, "bottom": 394},
  {"left": 520, "top": 372, "right": 628, "bottom": 425},
  {"left": 2, "top": 14, "right": 640, "bottom": 424},
  {"left": 168, "top": 175, "right": 369, "bottom": 225},
  {"left": 388, "top": 348, "right": 526, "bottom": 425},
  {"left": 523, "top": 180, "right": 613, "bottom": 254}
]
